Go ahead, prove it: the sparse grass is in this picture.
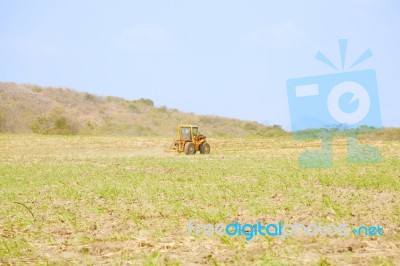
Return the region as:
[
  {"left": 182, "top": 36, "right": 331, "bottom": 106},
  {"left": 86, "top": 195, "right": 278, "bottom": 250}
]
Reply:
[{"left": 0, "top": 134, "right": 399, "bottom": 264}]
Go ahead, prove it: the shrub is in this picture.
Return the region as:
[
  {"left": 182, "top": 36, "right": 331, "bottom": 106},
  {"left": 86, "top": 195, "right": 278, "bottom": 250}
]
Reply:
[
  {"left": 157, "top": 105, "right": 168, "bottom": 113},
  {"left": 86, "top": 121, "right": 95, "bottom": 130},
  {"left": 105, "top": 96, "right": 125, "bottom": 103},
  {"left": 32, "top": 86, "right": 43, "bottom": 93},
  {"left": 84, "top": 93, "right": 97, "bottom": 102},
  {"left": 135, "top": 98, "right": 154, "bottom": 106},
  {"left": 31, "top": 115, "right": 53, "bottom": 134},
  {"left": 30, "top": 108, "right": 78, "bottom": 135},
  {"left": 241, "top": 122, "right": 258, "bottom": 131},
  {"left": 127, "top": 102, "right": 140, "bottom": 113}
]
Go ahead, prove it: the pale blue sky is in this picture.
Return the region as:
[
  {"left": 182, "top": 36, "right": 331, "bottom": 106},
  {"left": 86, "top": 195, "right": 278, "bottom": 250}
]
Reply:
[{"left": 1, "top": 0, "right": 399, "bottom": 129}]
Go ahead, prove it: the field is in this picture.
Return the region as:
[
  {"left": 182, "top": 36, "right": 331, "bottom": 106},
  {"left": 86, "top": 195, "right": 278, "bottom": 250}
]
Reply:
[{"left": 0, "top": 134, "right": 399, "bottom": 265}]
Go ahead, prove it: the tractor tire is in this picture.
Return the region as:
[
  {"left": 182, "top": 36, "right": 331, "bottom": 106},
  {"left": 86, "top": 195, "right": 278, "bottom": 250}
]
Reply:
[
  {"left": 184, "top": 142, "right": 195, "bottom": 155},
  {"left": 200, "top": 142, "right": 210, "bottom": 154}
]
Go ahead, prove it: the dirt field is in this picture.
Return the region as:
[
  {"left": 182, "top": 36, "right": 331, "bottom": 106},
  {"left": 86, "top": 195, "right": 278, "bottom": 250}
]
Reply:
[{"left": 0, "top": 134, "right": 399, "bottom": 265}]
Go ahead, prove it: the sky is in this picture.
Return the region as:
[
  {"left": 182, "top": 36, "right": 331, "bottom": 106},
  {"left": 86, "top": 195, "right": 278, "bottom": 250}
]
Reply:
[{"left": 0, "top": 0, "right": 399, "bottom": 129}]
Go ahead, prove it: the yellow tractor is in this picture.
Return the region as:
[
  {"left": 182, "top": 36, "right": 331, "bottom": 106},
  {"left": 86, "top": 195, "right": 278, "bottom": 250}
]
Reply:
[{"left": 171, "top": 125, "right": 210, "bottom": 155}]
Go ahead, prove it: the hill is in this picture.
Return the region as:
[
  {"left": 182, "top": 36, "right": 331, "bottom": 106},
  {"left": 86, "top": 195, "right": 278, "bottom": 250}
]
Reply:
[{"left": 0, "top": 82, "right": 285, "bottom": 137}]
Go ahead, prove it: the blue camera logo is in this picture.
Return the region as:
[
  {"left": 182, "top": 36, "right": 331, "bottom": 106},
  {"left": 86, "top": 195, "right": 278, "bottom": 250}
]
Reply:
[{"left": 287, "top": 39, "right": 382, "bottom": 168}]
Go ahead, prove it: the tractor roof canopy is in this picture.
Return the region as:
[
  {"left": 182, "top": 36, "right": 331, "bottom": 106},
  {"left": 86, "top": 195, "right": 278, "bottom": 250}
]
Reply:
[{"left": 178, "top": 124, "right": 198, "bottom": 128}]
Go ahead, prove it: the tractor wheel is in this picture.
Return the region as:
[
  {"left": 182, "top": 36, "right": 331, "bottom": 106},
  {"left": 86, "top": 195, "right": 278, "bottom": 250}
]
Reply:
[
  {"left": 184, "top": 142, "right": 195, "bottom": 155},
  {"left": 200, "top": 142, "right": 210, "bottom": 154}
]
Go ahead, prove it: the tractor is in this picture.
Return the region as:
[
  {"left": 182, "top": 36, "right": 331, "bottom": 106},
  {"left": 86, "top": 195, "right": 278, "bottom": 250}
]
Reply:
[{"left": 171, "top": 125, "right": 210, "bottom": 155}]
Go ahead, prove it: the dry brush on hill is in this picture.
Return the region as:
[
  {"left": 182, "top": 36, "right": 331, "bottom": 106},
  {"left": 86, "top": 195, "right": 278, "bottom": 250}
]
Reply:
[{"left": 0, "top": 82, "right": 285, "bottom": 137}]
